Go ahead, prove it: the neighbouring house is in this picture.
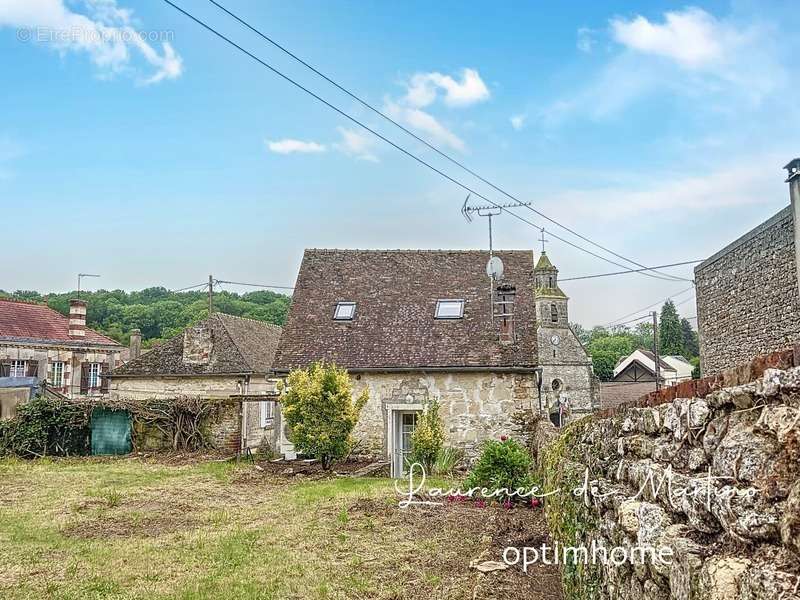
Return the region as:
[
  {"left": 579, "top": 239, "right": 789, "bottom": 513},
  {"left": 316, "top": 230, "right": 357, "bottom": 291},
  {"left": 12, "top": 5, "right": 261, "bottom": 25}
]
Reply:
[
  {"left": 272, "top": 249, "right": 598, "bottom": 476},
  {"left": 695, "top": 158, "right": 800, "bottom": 374},
  {"left": 0, "top": 298, "right": 125, "bottom": 418},
  {"left": 601, "top": 349, "right": 694, "bottom": 410},
  {"left": 611, "top": 349, "right": 694, "bottom": 387},
  {"left": 108, "top": 313, "right": 282, "bottom": 453}
]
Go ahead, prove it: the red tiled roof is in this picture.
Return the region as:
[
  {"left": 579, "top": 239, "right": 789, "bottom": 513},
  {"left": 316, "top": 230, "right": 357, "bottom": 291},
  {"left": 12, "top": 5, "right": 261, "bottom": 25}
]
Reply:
[{"left": 0, "top": 298, "right": 121, "bottom": 347}]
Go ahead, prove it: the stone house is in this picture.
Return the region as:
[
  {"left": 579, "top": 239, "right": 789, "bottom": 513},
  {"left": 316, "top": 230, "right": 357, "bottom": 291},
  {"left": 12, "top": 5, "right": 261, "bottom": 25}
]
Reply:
[
  {"left": 272, "top": 249, "right": 597, "bottom": 476},
  {"left": 695, "top": 158, "right": 800, "bottom": 374},
  {"left": 0, "top": 298, "right": 124, "bottom": 417},
  {"left": 109, "top": 313, "right": 282, "bottom": 453}
]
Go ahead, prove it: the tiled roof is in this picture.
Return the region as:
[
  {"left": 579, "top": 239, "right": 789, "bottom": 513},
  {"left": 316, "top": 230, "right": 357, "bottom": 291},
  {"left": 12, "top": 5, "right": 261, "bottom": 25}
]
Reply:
[
  {"left": 113, "top": 313, "right": 282, "bottom": 377},
  {"left": 272, "top": 249, "right": 539, "bottom": 372},
  {"left": 0, "top": 298, "right": 121, "bottom": 347}
]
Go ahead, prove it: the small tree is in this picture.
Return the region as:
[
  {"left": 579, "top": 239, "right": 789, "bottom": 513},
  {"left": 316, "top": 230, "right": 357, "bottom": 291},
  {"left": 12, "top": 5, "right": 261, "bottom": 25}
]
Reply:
[
  {"left": 464, "top": 437, "right": 534, "bottom": 503},
  {"left": 659, "top": 300, "right": 684, "bottom": 356},
  {"left": 408, "top": 399, "right": 444, "bottom": 472},
  {"left": 280, "top": 362, "right": 368, "bottom": 470}
]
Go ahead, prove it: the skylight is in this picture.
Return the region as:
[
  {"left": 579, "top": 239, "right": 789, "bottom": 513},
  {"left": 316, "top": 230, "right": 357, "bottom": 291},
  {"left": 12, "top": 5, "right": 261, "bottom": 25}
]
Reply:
[
  {"left": 435, "top": 299, "right": 464, "bottom": 319},
  {"left": 333, "top": 302, "right": 356, "bottom": 320}
]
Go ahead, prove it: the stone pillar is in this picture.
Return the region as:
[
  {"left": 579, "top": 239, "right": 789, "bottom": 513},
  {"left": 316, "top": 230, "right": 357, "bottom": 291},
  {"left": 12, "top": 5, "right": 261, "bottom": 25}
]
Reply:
[{"left": 786, "top": 158, "right": 800, "bottom": 298}]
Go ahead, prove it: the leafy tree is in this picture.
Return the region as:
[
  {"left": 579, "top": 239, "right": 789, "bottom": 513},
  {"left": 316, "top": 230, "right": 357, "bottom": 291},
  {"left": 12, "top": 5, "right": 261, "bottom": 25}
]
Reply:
[
  {"left": 590, "top": 350, "right": 619, "bottom": 381},
  {"left": 0, "top": 287, "right": 291, "bottom": 348},
  {"left": 463, "top": 438, "right": 535, "bottom": 503},
  {"left": 658, "top": 300, "right": 684, "bottom": 356},
  {"left": 681, "top": 318, "right": 700, "bottom": 358},
  {"left": 409, "top": 400, "right": 444, "bottom": 473},
  {"left": 280, "top": 362, "right": 368, "bottom": 470},
  {"left": 570, "top": 322, "right": 590, "bottom": 346}
]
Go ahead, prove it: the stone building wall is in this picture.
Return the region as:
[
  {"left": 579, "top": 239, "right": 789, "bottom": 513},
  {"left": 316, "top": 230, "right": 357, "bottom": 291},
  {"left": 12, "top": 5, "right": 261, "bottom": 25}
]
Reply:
[
  {"left": 350, "top": 371, "right": 537, "bottom": 459},
  {"left": 537, "top": 368, "right": 800, "bottom": 599},
  {"left": 695, "top": 206, "right": 800, "bottom": 375},
  {"left": 110, "top": 375, "right": 276, "bottom": 451}
]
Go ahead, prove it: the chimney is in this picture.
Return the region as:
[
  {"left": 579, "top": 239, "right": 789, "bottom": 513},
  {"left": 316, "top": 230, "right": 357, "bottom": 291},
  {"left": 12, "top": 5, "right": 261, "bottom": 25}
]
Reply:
[
  {"left": 68, "top": 299, "right": 87, "bottom": 338},
  {"left": 129, "top": 328, "right": 142, "bottom": 360},
  {"left": 786, "top": 158, "right": 800, "bottom": 299}
]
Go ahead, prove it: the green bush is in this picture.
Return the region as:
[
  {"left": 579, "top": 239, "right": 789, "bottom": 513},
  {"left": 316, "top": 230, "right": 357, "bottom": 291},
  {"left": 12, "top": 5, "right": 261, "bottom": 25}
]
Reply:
[
  {"left": 280, "top": 362, "right": 368, "bottom": 470},
  {"left": 464, "top": 437, "right": 535, "bottom": 503},
  {"left": 0, "top": 396, "right": 90, "bottom": 458},
  {"left": 408, "top": 400, "right": 444, "bottom": 473}
]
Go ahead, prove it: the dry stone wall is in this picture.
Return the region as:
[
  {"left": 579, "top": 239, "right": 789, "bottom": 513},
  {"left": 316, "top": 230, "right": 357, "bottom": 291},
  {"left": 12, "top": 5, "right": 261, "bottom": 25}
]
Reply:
[{"left": 538, "top": 367, "right": 800, "bottom": 599}]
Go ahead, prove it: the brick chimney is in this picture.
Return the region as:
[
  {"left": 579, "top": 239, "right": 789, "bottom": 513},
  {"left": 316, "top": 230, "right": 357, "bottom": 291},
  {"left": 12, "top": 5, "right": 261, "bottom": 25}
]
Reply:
[
  {"left": 68, "top": 299, "right": 87, "bottom": 338},
  {"left": 129, "top": 328, "right": 142, "bottom": 360},
  {"left": 785, "top": 158, "right": 800, "bottom": 298}
]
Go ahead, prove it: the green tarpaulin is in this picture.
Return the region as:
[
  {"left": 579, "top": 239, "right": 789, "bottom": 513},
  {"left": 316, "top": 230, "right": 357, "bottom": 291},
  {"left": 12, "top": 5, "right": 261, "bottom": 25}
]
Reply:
[{"left": 91, "top": 408, "right": 132, "bottom": 455}]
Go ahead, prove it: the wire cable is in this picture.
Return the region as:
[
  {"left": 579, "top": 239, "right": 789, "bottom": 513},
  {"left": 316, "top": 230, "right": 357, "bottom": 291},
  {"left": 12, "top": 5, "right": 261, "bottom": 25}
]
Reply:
[
  {"left": 605, "top": 285, "right": 695, "bottom": 327},
  {"left": 215, "top": 279, "right": 295, "bottom": 290},
  {"left": 560, "top": 260, "right": 701, "bottom": 282},
  {"left": 163, "top": 0, "right": 687, "bottom": 282},
  {"left": 206, "top": 0, "right": 691, "bottom": 283}
]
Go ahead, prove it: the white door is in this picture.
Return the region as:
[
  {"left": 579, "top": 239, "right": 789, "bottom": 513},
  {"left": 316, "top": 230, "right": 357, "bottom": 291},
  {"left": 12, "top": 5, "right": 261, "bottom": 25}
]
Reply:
[{"left": 391, "top": 410, "right": 418, "bottom": 478}]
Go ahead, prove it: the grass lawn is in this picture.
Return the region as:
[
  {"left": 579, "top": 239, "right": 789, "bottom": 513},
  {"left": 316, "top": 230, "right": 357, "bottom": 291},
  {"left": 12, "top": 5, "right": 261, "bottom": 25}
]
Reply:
[{"left": 0, "top": 457, "right": 561, "bottom": 600}]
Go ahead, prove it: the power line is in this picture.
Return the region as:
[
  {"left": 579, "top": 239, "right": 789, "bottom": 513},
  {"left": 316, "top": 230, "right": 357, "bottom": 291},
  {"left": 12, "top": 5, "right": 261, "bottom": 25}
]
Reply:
[
  {"left": 561, "top": 260, "right": 701, "bottom": 282},
  {"left": 170, "top": 282, "right": 210, "bottom": 293},
  {"left": 215, "top": 279, "right": 294, "bottom": 290},
  {"left": 163, "top": 0, "right": 686, "bottom": 283},
  {"left": 605, "top": 285, "right": 695, "bottom": 327},
  {"left": 206, "top": 0, "right": 689, "bottom": 283}
]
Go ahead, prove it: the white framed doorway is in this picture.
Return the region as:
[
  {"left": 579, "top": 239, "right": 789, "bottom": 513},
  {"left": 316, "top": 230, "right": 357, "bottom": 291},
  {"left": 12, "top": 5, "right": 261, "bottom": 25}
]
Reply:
[{"left": 387, "top": 404, "right": 422, "bottom": 478}]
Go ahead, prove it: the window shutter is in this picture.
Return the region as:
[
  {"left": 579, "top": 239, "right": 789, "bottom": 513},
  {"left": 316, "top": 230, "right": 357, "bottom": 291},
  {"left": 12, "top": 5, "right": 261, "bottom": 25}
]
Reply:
[
  {"left": 80, "top": 364, "right": 89, "bottom": 394},
  {"left": 26, "top": 362, "right": 39, "bottom": 378},
  {"left": 0, "top": 362, "right": 9, "bottom": 377},
  {"left": 100, "top": 365, "right": 109, "bottom": 392}
]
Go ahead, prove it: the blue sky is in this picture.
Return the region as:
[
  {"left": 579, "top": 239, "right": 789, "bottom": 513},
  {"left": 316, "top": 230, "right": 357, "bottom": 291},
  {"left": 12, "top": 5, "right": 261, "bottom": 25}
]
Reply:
[{"left": 1, "top": 0, "right": 798, "bottom": 326}]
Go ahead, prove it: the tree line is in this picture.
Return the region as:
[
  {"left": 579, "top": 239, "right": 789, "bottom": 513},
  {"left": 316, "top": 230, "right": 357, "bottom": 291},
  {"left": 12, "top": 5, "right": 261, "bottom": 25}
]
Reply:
[
  {"left": 572, "top": 300, "right": 700, "bottom": 381},
  {"left": 1, "top": 287, "right": 291, "bottom": 348}
]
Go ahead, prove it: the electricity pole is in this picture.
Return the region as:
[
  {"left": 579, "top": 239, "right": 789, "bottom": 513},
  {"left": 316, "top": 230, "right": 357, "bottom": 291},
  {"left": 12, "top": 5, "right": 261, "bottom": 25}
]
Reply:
[
  {"left": 652, "top": 311, "right": 661, "bottom": 392},
  {"left": 208, "top": 274, "right": 214, "bottom": 315}
]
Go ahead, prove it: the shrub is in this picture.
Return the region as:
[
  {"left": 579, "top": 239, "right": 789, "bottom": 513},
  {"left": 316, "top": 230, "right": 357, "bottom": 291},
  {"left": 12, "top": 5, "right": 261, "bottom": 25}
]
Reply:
[
  {"left": 433, "top": 446, "right": 464, "bottom": 476},
  {"left": 0, "top": 396, "right": 90, "bottom": 458},
  {"left": 408, "top": 400, "right": 445, "bottom": 473},
  {"left": 463, "top": 437, "right": 535, "bottom": 503},
  {"left": 280, "top": 362, "right": 368, "bottom": 470}
]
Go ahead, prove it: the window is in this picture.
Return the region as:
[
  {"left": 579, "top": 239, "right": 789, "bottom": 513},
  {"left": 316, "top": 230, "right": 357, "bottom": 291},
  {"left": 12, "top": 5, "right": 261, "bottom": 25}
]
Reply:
[
  {"left": 548, "top": 276, "right": 554, "bottom": 288},
  {"left": 9, "top": 360, "right": 26, "bottom": 378},
  {"left": 435, "top": 299, "right": 465, "bottom": 319},
  {"left": 89, "top": 363, "right": 102, "bottom": 389},
  {"left": 51, "top": 362, "right": 64, "bottom": 387},
  {"left": 260, "top": 400, "right": 275, "bottom": 427},
  {"left": 333, "top": 302, "right": 356, "bottom": 320},
  {"left": 550, "top": 303, "right": 559, "bottom": 323}
]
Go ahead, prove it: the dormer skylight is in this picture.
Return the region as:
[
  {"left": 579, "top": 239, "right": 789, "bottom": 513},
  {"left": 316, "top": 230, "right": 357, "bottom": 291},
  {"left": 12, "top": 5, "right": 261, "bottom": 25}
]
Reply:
[
  {"left": 333, "top": 302, "right": 356, "bottom": 320},
  {"left": 435, "top": 299, "right": 464, "bottom": 319}
]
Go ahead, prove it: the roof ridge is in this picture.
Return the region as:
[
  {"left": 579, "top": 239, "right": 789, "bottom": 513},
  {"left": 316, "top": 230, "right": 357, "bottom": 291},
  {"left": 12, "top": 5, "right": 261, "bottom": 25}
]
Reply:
[
  {"left": 305, "top": 248, "right": 534, "bottom": 253},
  {"left": 0, "top": 297, "right": 49, "bottom": 306},
  {"left": 215, "top": 312, "right": 282, "bottom": 330}
]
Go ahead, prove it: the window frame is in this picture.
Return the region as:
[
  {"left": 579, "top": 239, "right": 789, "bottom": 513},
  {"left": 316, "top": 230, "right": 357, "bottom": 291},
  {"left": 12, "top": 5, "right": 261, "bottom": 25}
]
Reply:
[
  {"left": 333, "top": 301, "right": 356, "bottom": 321},
  {"left": 260, "top": 400, "right": 274, "bottom": 427},
  {"left": 550, "top": 303, "right": 559, "bottom": 323},
  {"left": 435, "top": 299, "right": 465, "bottom": 320},
  {"left": 9, "top": 360, "right": 26, "bottom": 378},
  {"left": 88, "top": 363, "right": 102, "bottom": 389},
  {"left": 51, "top": 361, "right": 64, "bottom": 388}
]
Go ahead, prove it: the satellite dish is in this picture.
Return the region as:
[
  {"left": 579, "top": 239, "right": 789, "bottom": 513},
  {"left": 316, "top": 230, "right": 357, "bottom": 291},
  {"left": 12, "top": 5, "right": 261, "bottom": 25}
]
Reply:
[{"left": 486, "top": 256, "right": 504, "bottom": 279}]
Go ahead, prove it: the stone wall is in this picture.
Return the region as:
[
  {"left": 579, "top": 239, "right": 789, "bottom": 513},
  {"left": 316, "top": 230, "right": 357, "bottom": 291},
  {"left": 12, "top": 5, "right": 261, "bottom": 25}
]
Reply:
[
  {"left": 537, "top": 368, "right": 800, "bottom": 599},
  {"left": 695, "top": 207, "right": 800, "bottom": 375},
  {"left": 351, "top": 371, "right": 538, "bottom": 459}
]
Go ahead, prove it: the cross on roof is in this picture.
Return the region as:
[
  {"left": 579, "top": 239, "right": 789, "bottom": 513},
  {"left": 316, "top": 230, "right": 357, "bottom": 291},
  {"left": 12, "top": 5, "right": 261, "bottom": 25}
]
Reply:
[{"left": 539, "top": 228, "right": 548, "bottom": 253}]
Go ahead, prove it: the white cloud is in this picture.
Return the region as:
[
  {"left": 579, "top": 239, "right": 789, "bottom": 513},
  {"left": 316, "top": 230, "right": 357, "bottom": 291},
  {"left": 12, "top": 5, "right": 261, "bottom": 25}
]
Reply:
[
  {"left": 610, "top": 8, "right": 726, "bottom": 69},
  {"left": 0, "top": 0, "right": 182, "bottom": 84},
  {"left": 385, "top": 101, "right": 465, "bottom": 152},
  {"left": 404, "top": 68, "right": 490, "bottom": 108},
  {"left": 266, "top": 139, "right": 326, "bottom": 155},
  {"left": 577, "top": 27, "right": 595, "bottom": 53},
  {"left": 510, "top": 114, "right": 527, "bottom": 131},
  {"left": 334, "top": 127, "right": 378, "bottom": 162}
]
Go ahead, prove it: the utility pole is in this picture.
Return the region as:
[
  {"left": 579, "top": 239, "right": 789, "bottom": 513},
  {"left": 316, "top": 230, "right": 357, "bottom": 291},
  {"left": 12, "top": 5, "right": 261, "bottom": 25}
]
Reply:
[
  {"left": 652, "top": 310, "right": 661, "bottom": 392},
  {"left": 208, "top": 274, "right": 214, "bottom": 315}
]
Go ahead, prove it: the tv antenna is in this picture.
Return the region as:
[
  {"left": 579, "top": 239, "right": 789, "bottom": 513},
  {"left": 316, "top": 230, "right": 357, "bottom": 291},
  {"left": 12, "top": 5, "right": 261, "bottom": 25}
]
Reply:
[
  {"left": 462, "top": 195, "right": 532, "bottom": 257},
  {"left": 77, "top": 273, "right": 101, "bottom": 296}
]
